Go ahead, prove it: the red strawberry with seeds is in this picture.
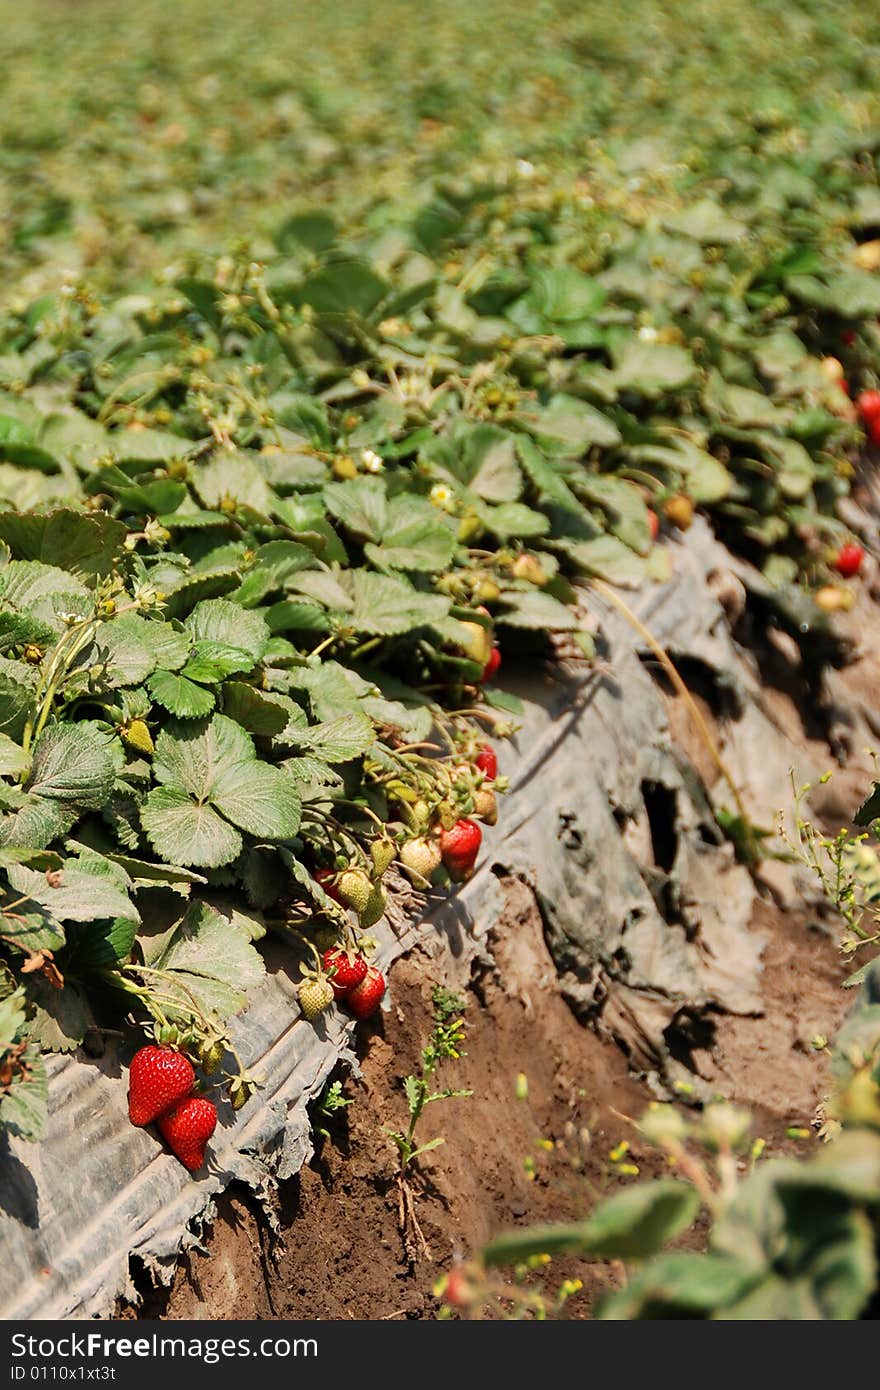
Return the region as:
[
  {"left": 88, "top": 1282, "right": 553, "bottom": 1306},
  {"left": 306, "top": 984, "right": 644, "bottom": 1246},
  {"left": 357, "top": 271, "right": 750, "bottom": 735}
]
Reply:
[
  {"left": 313, "top": 867, "right": 342, "bottom": 903},
  {"left": 440, "top": 817, "right": 482, "bottom": 881},
  {"left": 322, "top": 948, "right": 368, "bottom": 999},
  {"left": 832, "top": 542, "right": 864, "bottom": 579},
  {"left": 158, "top": 1095, "right": 218, "bottom": 1172},
  {"left": 857, "top": 390, "right": 880, "bottom": 426},
  {"left": 474, "top": 744, "right": 497, "bottom": 780},
  {"left": 128, "top": 1045, "right": 195, "bottom": 1128},
  {"left": 347, "top": 964, "right": 386, "bottom": 1019},
  {"left": 480, "top": 646, "right": 501, "bottom": 683}
]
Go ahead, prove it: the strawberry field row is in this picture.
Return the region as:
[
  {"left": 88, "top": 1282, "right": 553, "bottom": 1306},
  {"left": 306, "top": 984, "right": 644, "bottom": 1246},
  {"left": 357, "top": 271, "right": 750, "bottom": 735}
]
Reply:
[{"left": 0, "top": 0, "right": 880, "bottom": 1272}]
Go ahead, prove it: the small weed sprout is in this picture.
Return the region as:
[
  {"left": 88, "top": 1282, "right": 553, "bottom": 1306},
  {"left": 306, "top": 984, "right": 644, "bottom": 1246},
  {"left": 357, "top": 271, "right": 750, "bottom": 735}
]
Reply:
[
  {"left": 388, "top": 986, "right": 472, "bottom": 1261},
  {"left": 780, "top": 770, "right": 880, "bottom": 977},
  {"left": 388, "top": 987, "right": 472, "bottom": 1174},
  {"left": 313, "top": 1078, "right": 352, "bottom": 1142}
]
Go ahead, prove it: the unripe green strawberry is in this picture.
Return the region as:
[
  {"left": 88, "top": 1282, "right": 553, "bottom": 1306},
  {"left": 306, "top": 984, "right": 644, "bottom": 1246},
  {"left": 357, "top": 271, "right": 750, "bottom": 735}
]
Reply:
[
  {"left": 473, "top": 787, "right": 498, "bottom": 826},
  {"left": 359, "top": 881, "right": 387, "bottom": 928},
  {"left": 338, "top": 869, "right": 373, "bottom": 915},
  {"left": 338, "top": 869, "right": 387, "bottom": 927},
  {"left": 458, "top": 617, "right": 493, "bottom": 667},
  {"left": 298, "top": 977, "right": 335, "bottom": 1021},
  {"left": 121, "top": 719, "right": 154, "bottom": 755},
  {"left": 310, "top": 924, "right": 342, "bottom": 952},
  {"left": 371, "top": 838, "right": 396, "bottom": 877},
  {"left": 199, "top": 1039, "right": 225, "bottom": 1076},
  {"left": 474, "top": 576, "right": 501, "bottom": 603},
  {"left": 511, "top": 553, "right": 548, "bottom": 586},
  {"left": 400, "top": 836, "right": 442, "bottom": 883}
]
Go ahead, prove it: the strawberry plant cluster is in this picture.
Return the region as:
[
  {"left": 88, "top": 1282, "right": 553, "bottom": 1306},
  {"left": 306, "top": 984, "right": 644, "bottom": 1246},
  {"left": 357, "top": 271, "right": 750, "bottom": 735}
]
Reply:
[{"left": 0, "top": 0, "right": 879, "bottom": 1193}]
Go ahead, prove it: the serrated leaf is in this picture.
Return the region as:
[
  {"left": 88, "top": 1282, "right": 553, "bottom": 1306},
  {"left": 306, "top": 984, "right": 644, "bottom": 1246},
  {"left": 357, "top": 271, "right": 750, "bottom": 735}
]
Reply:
[
  {"left": 854, "top": 783, "right": 880, "bottom": 828},
  {"left": 485, "top": 1179, "right": 700, "bottom": 1266},
  {"left": 153, "top": 715, "right": 254, "bottom": 800},
  {"left": 344, "top": 569, "right": 449, "bottom": 636},
  {"left": 472, "top": 499, "right": 551, "bottom": 542},
  {"left": 364, "top": 494, "right": 457, "bottom": 572},
  {"left": 183, "top": 640, "right": 256, "bottom": 682},
  {"left": 0, "top": 509, "right": 126, "bottom": 579},
  {"left": 25, "top": 977, "right": 89, "bottom": 1053},
  {"left": 141, "top": 785, "right": 243, "bottom": 868},
  {"left": 458, "top": 424, "right": 522, "bottom": 502},
  {"left": 146, "top": 900, "right": 265, "bottom": 1021},
  {"left": 611, "top": 338, "right": 695, "bottom": 395},
  {"left": 497, "top": 590, "right": 579, "bottom": 630},
  {"left": 6, "top": 858, "right": 139, "bottom": 925},
  {"left": 299, "top": 259, "right": 389, "bottom": 317},
  {"left": 323, "top": 476, "right": 387, "bottom": 541},
  {"left": 0, "top": 733, "right": 27, "bottom": 778},
  {"left": 147, "top": 668, "right": 216, "bottom": 718},
  {"left": 192, "top": 451, "right": 274, "bottom": 513},
  {"left": 69, "top": 915, "right": 139, "bottom": 970},
  {"left": 222, "top": 682, "right": 289, "bottom": 735},
  {"left": 598, "top": 1252, "right": 751, "bottom": 1319},
  {"left": 184, "top": 597, "right": 269, "bottom": 663},
  {"left": 91, "top": 613, "right": 159, "bottom": 687},
  {"left": 516, "top": 435, "right": 583, "bottom": 514},
  {"left": 293, "top": 712, "right": 375, "bottom": 762},
  {"left": 28, "top": 724, "right": 117, "bottom": 809},
  {"left": 557, "top": 534, "right": 648, "bottom": 587},
  {"left": 210, "top": 760, "right": 301, "bottom": 839},
  {"left": 531, "top": 394, "right": 621, "bottom": 453}
]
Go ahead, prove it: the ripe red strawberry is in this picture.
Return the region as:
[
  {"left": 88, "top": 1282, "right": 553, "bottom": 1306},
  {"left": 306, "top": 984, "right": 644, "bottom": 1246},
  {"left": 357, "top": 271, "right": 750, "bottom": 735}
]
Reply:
[
  {"left": 444, "top": 1267, "right": 474, "bottom": 1308},
  {"left": 322, "top": 948, "right": 368, "bottom": 998},
  {"left": 857, "top": 390, "right": 880, "bottom": 425},
  {"left": 157, "top": 1095, "right": 217, "bottom": 1172},
  {"left": 347, "top": 964, "right": 386, "bottom": 1019},
  {"left": 128, "top": 1045, "right": 195, "bottom": 1127},
  {"left": 480, "top": 646, "right": 501, "bottom": 683},
  {"left": 440, "top": 817, "right": 482, "bottom": 881},
  {"left": 832, "top": 542, "right": 864, "bottom": 578},
  {"left": 474, "top": 743, "right": 497, "bottom": 780},
  {"left": 647, "top": 508, "right": 660, "bottom": 541},
  {"left": 313, "top": 867, "right": 341, "bottom": 903}
]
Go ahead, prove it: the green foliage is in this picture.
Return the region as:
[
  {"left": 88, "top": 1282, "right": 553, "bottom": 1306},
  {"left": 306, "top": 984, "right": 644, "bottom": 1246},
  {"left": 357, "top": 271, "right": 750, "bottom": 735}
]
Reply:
[{"left": 0, "top": 0, "right": 878, "bottom": 1147}]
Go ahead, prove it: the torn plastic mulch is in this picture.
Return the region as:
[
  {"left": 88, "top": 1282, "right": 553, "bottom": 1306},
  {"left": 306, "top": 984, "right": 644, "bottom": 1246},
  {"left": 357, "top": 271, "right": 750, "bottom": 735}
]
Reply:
[{"left": 0, "top": 519, "right": 866, "bottom": 1319}]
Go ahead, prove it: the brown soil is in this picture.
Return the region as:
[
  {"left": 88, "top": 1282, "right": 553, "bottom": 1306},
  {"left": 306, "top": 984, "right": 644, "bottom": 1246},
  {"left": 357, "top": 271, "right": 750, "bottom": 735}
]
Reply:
[{"left": 136, "top": 877, "right": 851, "bottom": 1321}]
